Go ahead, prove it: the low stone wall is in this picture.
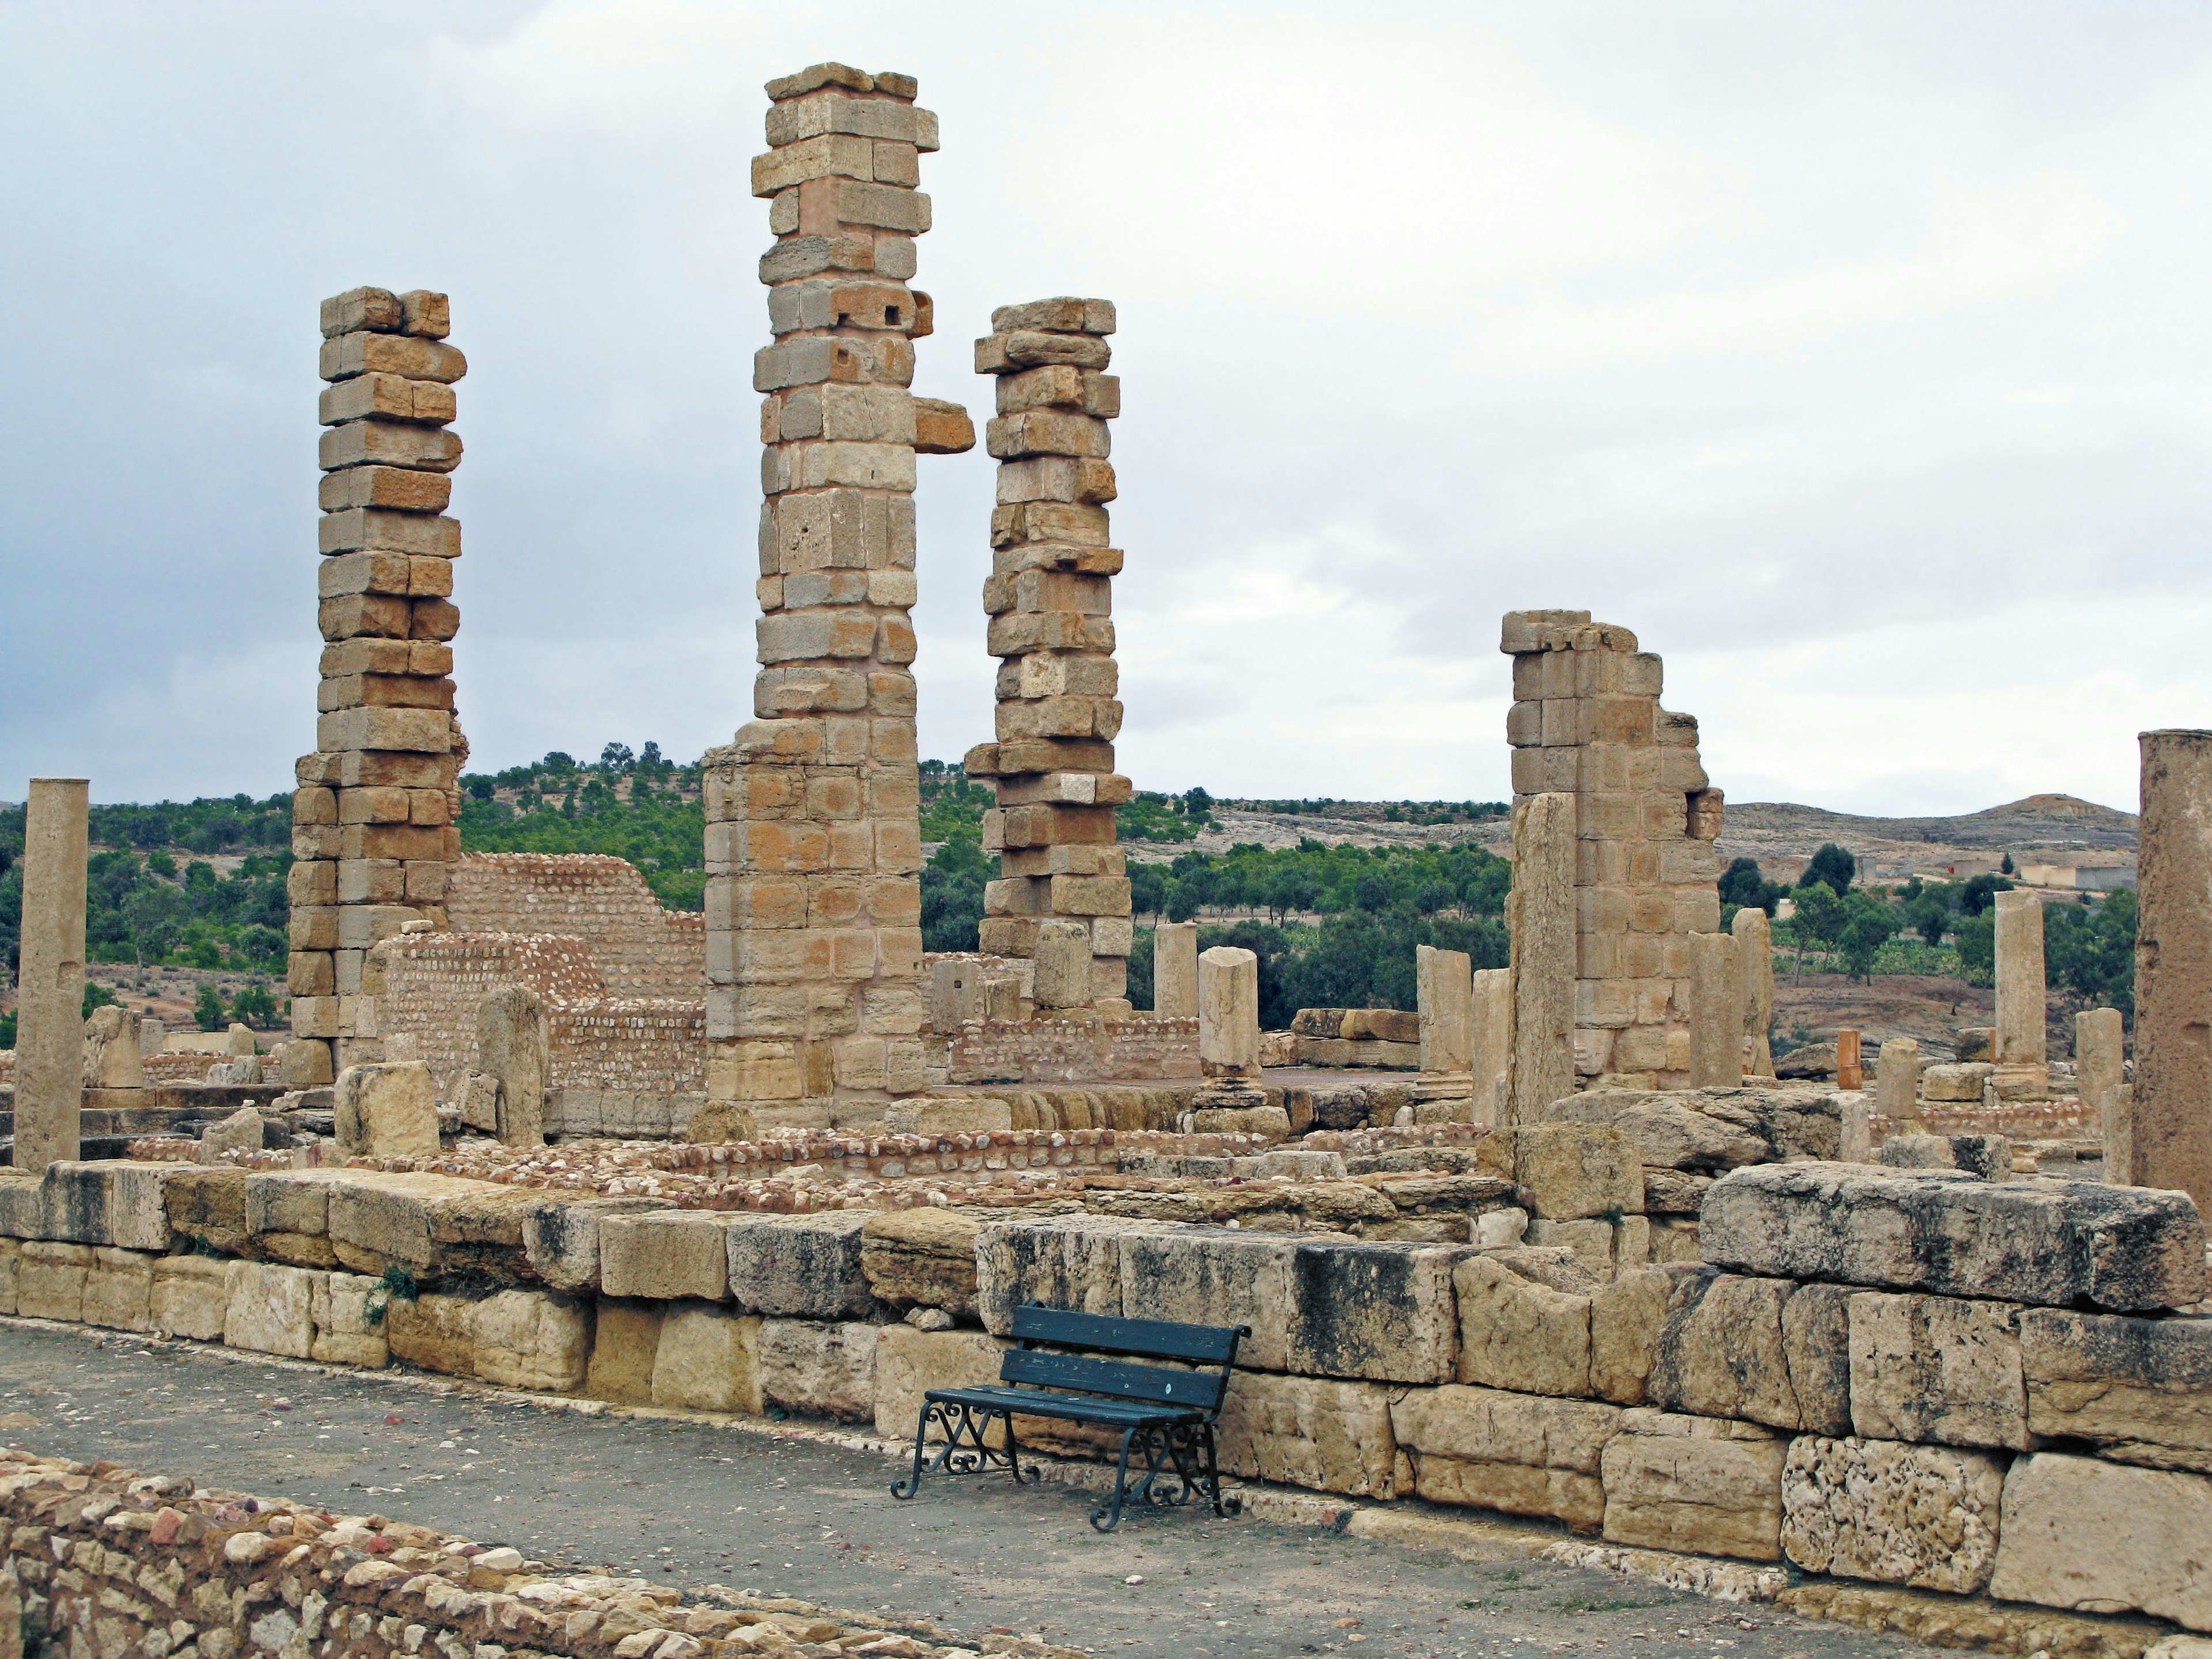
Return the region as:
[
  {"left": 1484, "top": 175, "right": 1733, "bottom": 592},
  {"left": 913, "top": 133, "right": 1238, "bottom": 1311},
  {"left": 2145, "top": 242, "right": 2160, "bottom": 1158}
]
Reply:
[
  {"left": 445, "top": 852, "right": 706, "bottom": 999},
  {"left": 937, "top": 1016, "right": 1201, "bottom": 1086},
  {"left": 0, "top": 1451, "right": 1014, "bottom": 1659}
]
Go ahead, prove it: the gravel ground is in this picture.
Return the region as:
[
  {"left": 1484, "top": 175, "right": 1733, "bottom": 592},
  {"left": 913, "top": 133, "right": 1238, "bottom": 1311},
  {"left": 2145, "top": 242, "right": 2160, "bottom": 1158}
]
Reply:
[{"left": 0, "top": 1321, "right": 1914, "bottom": 1659}]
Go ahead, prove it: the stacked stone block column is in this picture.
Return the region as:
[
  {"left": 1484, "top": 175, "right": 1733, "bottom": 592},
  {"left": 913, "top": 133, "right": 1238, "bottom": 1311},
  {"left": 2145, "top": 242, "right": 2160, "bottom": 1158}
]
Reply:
[
  {"left": 290, "top": 287, "right": 468, "bottom": 1085},
  {"left": 13, "top": 779, "right": 88, "bottom": 1170},
  {"left": 963, "top": 297, "right": 1131, "bottom": 1009},
  {"left": 1501, "top": 611, "right": 1722, "bottom": 1091},
  {"left": 702, "top": 64, "right": 972, "bottom": 1127}
]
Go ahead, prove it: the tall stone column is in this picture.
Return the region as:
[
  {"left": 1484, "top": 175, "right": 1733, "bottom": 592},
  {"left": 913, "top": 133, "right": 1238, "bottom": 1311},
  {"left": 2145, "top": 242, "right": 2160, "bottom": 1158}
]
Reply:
[
  {"left": 1993, "top": 889, "right": 2048, "bottom": 1086},
  {"left": 701, "top": 63, "right": 971, "bottom": 1132},
  {"left": 1153, "top": 920, "right": 1199, "bottom": 1018},
  {"left": 1471, "top": 968, "right": 1513, "bottom": 1128},
  {"left": 1417, "top": 944, "right": 1474, "bottom": 1076},
  {"left": 1508, "top": 790, "right": 1576, "bottom": 1120},
  {"left": 1198, "top": 946, "right": 1259, "bottom": 1081},
  {"left": 2075, "top": 1006, "right": 2126, "bottom": 1176},
  {"left": 1686, "top": 931, "right": 1738, "bottom": 1088},
  {"left": 290, "top": 286, "right": 468, "bottom": 1085},
  {"left": 2133, "top": 730, "right": 2212, "bottom": 1210},
  {"left": 964, "top": 297, "right": 1131, "bottom": 1010},
  {"left": 1730, "top": 904, "right": 1775, "bottom": 1075},
  {"left": 14, "top": 779, "right": 87, "bottom": 1171}
]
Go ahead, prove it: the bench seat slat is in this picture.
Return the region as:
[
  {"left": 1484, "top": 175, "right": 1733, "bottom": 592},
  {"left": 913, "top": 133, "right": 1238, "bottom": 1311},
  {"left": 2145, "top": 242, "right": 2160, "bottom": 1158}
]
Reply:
[
  {"left": 924, "top": 1384, "right": 1201, "bottom": 1426},
  {"left": 1000, "top": 1347, "right": 1228, "bottom": 1411},
  {"left": 1010, "top": 1305, "right": 1244, "bottom": 1364}
]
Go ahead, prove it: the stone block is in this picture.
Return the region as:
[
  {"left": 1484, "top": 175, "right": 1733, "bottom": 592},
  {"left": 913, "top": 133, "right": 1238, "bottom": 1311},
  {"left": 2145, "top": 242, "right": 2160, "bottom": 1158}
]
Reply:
[
  {"left": 323, "top": 1171, "right": 540, "bottom": 1276},
  {"left": 1455, "top": 1253, "right": 1590, "bottom": 1396},
  {"left": 975, "top": 1214, "right": 1164, "bottom": 1334},
  {"left": 1600, "top": 1408, "right": 1787, "bottom": 1562},
  {"left": 309, "top": 1271, "right": 390, "bottom": 1368},
  {"left": 1216, "top": 1370, "right": 1399, "bottom": 1498},
  {"left": 332, "top": 1062, "right": 440, "bottom": 1157},
  {"left": 872, "top": 1323, "right": 1007, "bottom": 1440},
  {"left": 0, "top": 1177, "right": 43, "bottom": 1240},
  {"left": 584, "top": 1298, "right": 664, "bottom": 1404},
  {"left": 521, "top": 1196, "right": 676, "bottom": 1294},
  {"left": 151, "top": 1254, "right": 230, "bottom": 1340},
  {"left": 245, "top": 1172, "right": 331, "bottom": 1239},
  {"left": 1781, "top": 1281, "right": 1855, "bottom": 1437},
  {"left": 1392, "top": 1384, "right": 1621, "bottom": 1531},
  {"left": 16, "top": 1241, "right": 90, "bottom": 1320},
  {"left": 1475, "top": 1124, "right": 1642, "bottom": 1219},
  {"left": 1118, "top": 1226, "right": 1293, "bottom": 1372},
  {"left": 384, "top": 1289, "right": 477, "bottom": 1377},
  {"left": 223, "top": 1260, "right": 318, "bottom": 1358},
  {"left": 650, "top": 1301, "right": 763, "bottom": 1414},
  {"left": 726, "top": 1211, "right": 876, "bottom": 1317},
  {"left": 1849, "top": 1292, "right": 2027, "bottom": 1450},
  {"left": 1988, "top": 1453, "right": 2212, "bottom": 1630},
  {"left": 759, "top": 1319, "right": 878, "bottom": 1420},
  {"left": 81, "top": 1247, "right": 154, "bottom": 1331},
  {"left": 861, "top": 1207, "right": 983, "bottom": 1316},
  {"left": 1781, "top": 1435, "right": 2005, "bottom": 1593},
  {"left": 0, "top": 1237, "right": 17, "bottom": 1313},
  {"left": 1286, "top": 1240, "right": 1470, "bottom": 1384},
  {"left": 1590, "top": 1266, "right": 1675, "bottom": 1406},
  {"left": 1652, "top": 1272, "right": 1804, "bottom": 1430},
  {"left": 163, "top": 1167, "right": 251, "bottom": 1254},
  {"left": 1922, "top": 1063, "right": 1994, "bottom": 1103},
  {"left": 471, "top": 1287, "right": 590, "bottom": 1391},
  {"left": 40, "top": 1161, "right": 173, "bottom": 1251},
  {"left": 1700, "top": 1163, "right": 2207, "bottom": 1312},
  {"left": 599, "top": 1211, "right": 734, "bottom": 1301},
  {"left": 1543, "top": 1094, "right": 1770, "bottom": 1171},
  {"left": 2021, "top": 1307, "right": 2212, "bottom": 1467}
]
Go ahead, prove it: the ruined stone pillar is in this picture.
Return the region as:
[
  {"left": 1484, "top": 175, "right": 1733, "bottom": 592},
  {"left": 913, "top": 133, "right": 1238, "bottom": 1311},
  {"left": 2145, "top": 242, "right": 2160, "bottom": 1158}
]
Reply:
[
  {"left": 964, "top": 297, "right": 1131, "bottom": 1009},
  {"left": 290, "top": 286, "right": 468, "bottom": 1086},
  {"left": 1730, "top": 904, "right": 1775, "bottom": 1076},
  {"left": 1471, "top": 968, "right": 1512, "bottom": 1128},
  {"left": 1508, "top": 790, "right": 1575, "bottom": 1121},
  {"left": 1994, "top": 888, "right": 2048, "bottom": 1079},
  {"left": 1417, "top": 945, "right": 1474, "bottom": 1076},
  {"left": 14, "top": 779, "right": 87, "bottom": 1171},
  {"left": 1875, "top": 1037, "right": 1922, "bottom": 1134},
  {"left": 1686, "top": 931, "right": 1739, "bottom": 1088},
  {"left": 82, "top": 1007, "right": 143, "bottom": 1091},
  {"left": 475, "top": 985, "right": 548, "bottom": 1148},
  {"left": 1839, "top": 1092, "right": 1873, "bottom": 1164},
  {"left": 1153, "top": 920, "right": 1199, "bottom": 1018},
  {"left": 1835, "top": 1028, "right": 1863, "bottom": 1091},
  {"left": 1198, "top": 946, "right": 1259, "bottom": 1081},
  {"left": 701, "top": 65, "right": 972, "bottom": 1132},
  {"left": 2075, "top": 1006, "right": 2127, "bottom": 1176},
  {"left": 2133, "top": 730, "right": 2212, "bottom": 1209}
]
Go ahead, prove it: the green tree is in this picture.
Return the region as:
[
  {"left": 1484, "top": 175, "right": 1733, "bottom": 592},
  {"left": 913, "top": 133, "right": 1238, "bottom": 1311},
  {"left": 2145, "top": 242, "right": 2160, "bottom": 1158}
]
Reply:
[
  {"left": 1803, "top": 843, "right": 1855, "bottom": 896},
  {"left": 2046, "top": 888, "right": 2137, "bottom": 1014},
  {"left": 1718, "top": 858, "right": 1783, "bottom": 915},
  {"left": 1835, "top": 891, "right": 1900, "bottom": 982},
  {"left": 1789, "top": 883, "right": 1843, "bottom": 979},
  {"left": 230, "top": 984, "right": 279, "bottom": 1027},
  {"left": 1959, "top": 873, "right": 2013, "bottom": 916},
  {"left": 1954, "top": 914, "right": 1995, "bottom": 983},
  {"left": 82, "top": 982, "right": 121, "bottom": 1018},
  {"left": 919, "top": 833, "right": 989, "bottom": 953},
  {"left": 193, "top": 984, "right": 226, "bottom": 1032}
]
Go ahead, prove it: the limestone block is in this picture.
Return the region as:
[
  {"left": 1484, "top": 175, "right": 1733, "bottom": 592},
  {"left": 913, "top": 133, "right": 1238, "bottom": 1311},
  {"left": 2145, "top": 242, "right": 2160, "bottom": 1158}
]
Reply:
[
  {"left": 309, "top": 1271, "right": 391, "bottom": 1368},
  {"left": 522, "top": 1196, "right": 676, "bottom": 1294},
  {"left": 41, "top": 1161, "right": 173, "bottom": 1251},
  {"left": 201, "top": 1107, "right": 266, "bottom": 1162},
  {"left": 384, "top": 1290, "right": 477, "bottom": 1377},
  {"left": 599, "top": 1211, "right": 734, "bottom": 1301},
  {"left": 1392, "top": 1384, "right": 1620, "bottom": 1529},
  {"left": 1118, "top": 1226, "right": 1293, "bottom": 1372},
  {"left": 82, "top": 1005, "right": 143, "bottom": 1089},
  {"left": 151, "top": 1254, "right": 230, "bottom": 1341},
  {"left": 471, "top": 1287, "right": 590, "bottom": 1391},
  {"left": 1456, "top": 1253, "right": 1591, "bottom": 1396},
  {"left": 1543, "top": 1095, "right": 1768, "bottom": 1172},
  {"left": 1509, "top": 791, "right": 1577, "bottom": 1116},
  {"left": 1417, "top": 945, "right": 1474, "bottom": 1075},
  {"left": 1590, "top": 1266, "right": 1675, "bottom": 1406},
  {"left": 1988, "top": 1453, "right": 2212, "bottom": 1630},
  {"left": 1600, "top": 1408, "right": 1787, "bottom": 1562},
  {"left": 1921, "top": 1063, "right": 1993, "bottom": 1103},
  {"left": 1781, "top": 1435, "right": 2006, "bottom": 1593},
  {"left": 1216, "top": 1370, "right": 1399, "bottom": 1498},
  {"left": 1153, "top": 921, "right": 1199, "bottom": 1018},
  {"left": 322, "top": 1171, "right": 540, "bottom": 1275},
  {"left": 0, "top": 1237, "right": 17, "bottom": 1314},
  {"left": 872, "top": 1323, "right": 1008, "bottom": 1439},
  {"left": 332, "top": 1062, "right": 440, "bottom": 1157},
  {"left": 1286, "top": 1240, "right": 1469, "bottom": 1384},
  {"left": 163, "top": 1167, "right": 251, "bottom": 1254},
  {"left": 0, "top": 1177, "right": 42, "bottom": 1240},
  {"left": 1781, "top": 1281, "right": 1855, "bottom": 1437},
  {"left": 476, "top": 985, "right": 549, "bottom": 1147},
  {"left": 1525, "top": 1218, "right": 1619, "bottom": 1278},
  {"left": 974, "top": 1214, "right": 1164, "bottom": 1334},
  {"left": 726, "top": 1212, "right": 876, "bottom": 1317},
  {"left": 81, "top": 1247, "right": 154, "bottom": 1331},
  {"left": 1651, "top": 1272, "right": 1802, "bottom": 1430},
  {"left": 1649, "top": 1217, "right": 1702, "bottom": 1264},
  {"left": 1475, "top": 1124, "right": 1642, "bottom": 1218},
  {"left": 2021, "top": 1307, "right": 2212, "bottom": 1467},
  {"left": 1699, "top": 1163, "right": 2207, "bottom": 1312},
  {"left": 1848, "top": 1292, "right": 2027, "bottom": 1450},
  {"left": 584, "top": 1299, "right": 664, "bottom": 1404},
  {"left": 223, "top": 1260, "right": 319, "bottom": 1359},
  {"left": 759, "top": 1319, "right": 877, "bottom": 1420},
  {"left": 1032, "top": 921, "right": 1093, "bottom": 1011},
  {"left": 245, "top": 1172, "right": 331, "bottom": 1240},
  {"left": 860, "top": 1207, "right": 983, "bottom": 1316},
  {"left": 1641, "top": 1169, "right": 1713, "bottom": 1215},
  {"left": 650, "top": 1301, "right": 764, "bottom": 1414},
  {"left": 1875, "top": 1132, "right": 1955, "bottom": 1171},
  {"left": 16, "top": 1241, "right": 91, "bottom": 1320}
]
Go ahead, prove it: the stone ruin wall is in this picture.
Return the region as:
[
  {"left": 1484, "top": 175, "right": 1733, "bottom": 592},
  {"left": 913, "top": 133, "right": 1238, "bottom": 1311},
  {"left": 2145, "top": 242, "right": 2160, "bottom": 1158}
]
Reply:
[
  {"left": 443, "top": 852, "right": 706, "bottom": 997},
  {"left": 1503, "top": 611, "right": 1724, "bottom": 1092}
]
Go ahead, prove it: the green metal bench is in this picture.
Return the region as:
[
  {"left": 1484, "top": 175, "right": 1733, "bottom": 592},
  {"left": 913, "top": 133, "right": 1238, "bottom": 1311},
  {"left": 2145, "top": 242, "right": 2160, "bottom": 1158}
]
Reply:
[{"left": 889, "top": 1304, "right": 1248, "bottom": 1532}]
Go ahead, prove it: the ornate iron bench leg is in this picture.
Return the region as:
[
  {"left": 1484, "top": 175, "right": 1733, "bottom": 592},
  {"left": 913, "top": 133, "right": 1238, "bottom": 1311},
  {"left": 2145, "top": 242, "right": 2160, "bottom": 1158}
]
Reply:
[
  {"left": 1090, "top": 1426, "right": 1143, "bottom": 1532},
  {"left": 891, "top": 1402, "right": 935, "bottom": 1500},
  {"left": 1002, "top": 1412, "right": 1039, "bottom": 1485},
  {"left": 1201, "top": 1423, "right": 1239, "bottom": 1516}
]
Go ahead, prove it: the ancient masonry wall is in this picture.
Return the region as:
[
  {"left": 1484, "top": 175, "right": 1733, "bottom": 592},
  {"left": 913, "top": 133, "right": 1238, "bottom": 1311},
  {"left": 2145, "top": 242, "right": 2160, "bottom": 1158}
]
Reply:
[
  {"left": 288, "top": 287, "right": 468, "bottom": 1085},
  {"left": 938, "top": 1015, "right": 1203, "bottom": 1086},
  {"left": 701, "top": 63, "right": 974, "bottom": 1125},
  {"left": 963, "top": 297, "right": 1134, "bottom": 1007},
  {"left": 1502, "top": 611, "right": 1722, "bottom": 1089},
  {"left": 444, "top": 852, "right": 707, "bottom": 997}
]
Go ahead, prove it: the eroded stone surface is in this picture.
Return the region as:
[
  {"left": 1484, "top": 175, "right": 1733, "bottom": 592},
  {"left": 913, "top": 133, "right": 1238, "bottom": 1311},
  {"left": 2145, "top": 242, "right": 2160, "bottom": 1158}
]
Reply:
[{"left": 1781, "top": 1434, "right": 2005, "bottom": 1593}]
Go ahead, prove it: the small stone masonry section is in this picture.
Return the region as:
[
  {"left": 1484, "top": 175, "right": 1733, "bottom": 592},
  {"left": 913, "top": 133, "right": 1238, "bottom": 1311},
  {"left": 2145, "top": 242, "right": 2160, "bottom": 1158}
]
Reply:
[
  {"left": 290, "top": 286, "right": 469, "bottom": 1088},
  {"left": 702, "top": 64, "right": 975, "bottom": 1130},
  {"left": 444, "top": 853, "right": 707, "bottom": 999},
  {"left": 1501, "top": 612, "right": 1722, "bottom": 1090},
  {"left": 964, "top": 297, "right": 1133, "bottom": 1010}
]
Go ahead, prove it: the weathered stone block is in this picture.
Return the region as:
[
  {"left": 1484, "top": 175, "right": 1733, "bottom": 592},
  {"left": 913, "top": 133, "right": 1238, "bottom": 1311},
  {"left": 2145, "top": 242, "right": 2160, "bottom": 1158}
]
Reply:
[
  {"left": 1600, "top": 1408, "right": 1787, "bottom": 1562},
  {"left": 332, "top": 1062, "right": 440, "bottom": 1157},
  {"left": 81, "top": 1247, "right": 154, "bottom": 1332},
  {"left": 244, "top": 1172, "right": 331, "bottom": 1239},
  {"left": 1542, "top": 1095, "right": 1768, "bottom": 1172},
  {"left": 1392, "top": 1384, "right": 1620, "bottom": 1531},
  {"left": 1781, "top": 1280, "right": 1855, "bottom": 1437},
  {"left": 1849, "top": 1293, "right": 2027, "bottom": 1450},
  {"left": 16, "top": 1241, "right": 90, "bottom": 1320},
  {"left": 1988, "top": 1453, "right": 2212, "bottom": 1630},
  {"left": 1118, "top": 1226, "right": 1292, "bottom": 1372},
  {"left": 384, "top": 1289, "right": 476, "bottom": 1376},
  {"left": 1700, "top": 1164, "right": 2207, "bottom": 1312},
  {"left": 872, "top": 1323, "right": 1007, "bottom": 1440},
  {"left": 1287, "top": 1240, "right": 1469, "bottom": 1383},
  {"left": 309, "top": 1271, "right": 390, "bottom": 1368},
  {"left": 41, "top": 1161, "right": 173, "bottom": 1251},
  {"left": 759, "top": 1319, "right": 877, "bottom": 1420},
  {"left": 163, "top": 1167, "right": 251, "bottom": 1254},
  {"left": 584, "top": 1298, "right": 664, "bottom": 1404},
  {"left": 860, "top": 1207, "right": 982, "bottom": 1316},
  {"left": 0, "top": 1177, "right": 43, "bottom": 1240},
  {"left": 471, "top": 1287, "right": 590, "bottom": 1391},
  {"left": 522, "top": 1196, "right": 676, "bottom": 1294},
  {"left": 1455, "top": 1253, "right": 1590, "bottom": 1397},
  {"left": 2021, "top": 1307, "right": 2212, "bottom": 1468},
  {"left": 599, "top": 1211, "right": 734, "bottom": 1301},
  {"left": 224, "top": 1260, "right": 318, "bottom": 1359},
  {"left": 726, "top": 1211, "right": 876, "bottom": 1317},
  {"left": 323, "top": 1171, "right": 539, "bottom": 1277},
  {"left": 1781, "top": 1435, "right": 2005, "bottom": 1593},
  {"left": 1590, "top": 1266, "right": 1675, "bottom": 1406},
  {"left": 1476, "top": 1124, "right": 1642, "bottom": 1219},
  {"left": 151, "top": 1254, "right": 231, "bottom": 1340},
  {"left": 974, "top": 1214, "right": 1164, "bottom": 1334},
  {"left": 1652, "top": 1272, "right": 1802, "bottom": 1430},
  {"left": 650, "top": 1302, "right": 763, "bottom": 1414},
  {"left": 1217, "top": 1370, "right": 1399, "bottom": 1498}
]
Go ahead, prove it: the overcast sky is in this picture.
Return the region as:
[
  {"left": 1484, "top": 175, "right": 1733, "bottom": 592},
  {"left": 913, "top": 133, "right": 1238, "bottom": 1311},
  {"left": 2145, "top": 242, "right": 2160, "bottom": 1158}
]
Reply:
[{"left": 5, "top": 2, "right": 2210, "bottom": 816}]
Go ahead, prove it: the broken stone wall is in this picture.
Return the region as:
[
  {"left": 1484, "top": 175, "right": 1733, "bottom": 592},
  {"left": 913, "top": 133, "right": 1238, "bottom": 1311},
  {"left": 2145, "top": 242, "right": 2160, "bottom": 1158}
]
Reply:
[{"left": 444, "top": 853, "right": 706, "bottom": 998}]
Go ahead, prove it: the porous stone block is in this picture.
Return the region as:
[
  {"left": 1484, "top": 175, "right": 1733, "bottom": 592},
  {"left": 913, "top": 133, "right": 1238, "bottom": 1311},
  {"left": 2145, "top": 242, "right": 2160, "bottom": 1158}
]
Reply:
[
  {"left": 1455, "top": 1253, "right": 1590, "bottom": 1397},
  {"left": 0, "top": 1177, "right": 43, "bottom": 1240},
  {"left": 861, "top": 1207, "right": 983, "bottom": 1317},
  {"left": 872, "top": 1323, "right": 1008, "bottom": 1440},
  {"left": 522, "top": 1196, "right": 677, "bottom": 1294},
  {"left": 309, "top": 1271, "right": 390, "bottom": 1368},
  {"left": 600, "top": 1211, "right": 735, "bottom": 1301},
  {"left": 384, "top": 1289, "right": 478, "bottom": 1376},
  {"left": 1600, "top": 1408, "right": 1787, "bottom": 1562},
  {"left": 322, "top": 1171, "right": 539, "bottom": 1277},
  {"left": 16, "top": 1241, "right": 90, "bottom": 1320},
  {"left": 650, "top": 1302, "right": 764, "bottom": 1414},
  {"left": 760, "top": 1319, "right": 878, "bottom": 1420},
  {"left": 1475, "top": 1124, "right": 1642, "bottom": 1219},
  {"left": 1782, "top": 1435, "right": 2005, "bottom": 1592},
  {"left": 332, "top": 1062, "right": 440, "bottom": 1157},
  {"left": 2021, "top": 1307, "right": 2212, "bottom": 1468},
  {"left": 81, "top": 1246, "right": 154, "bottom": 1331},
  {"left": 223, "top": 1260, "right": 319, "bottom": 1358},
  {"left": 1391, "top": 1384, "right": 1620, "bottom": 1531},
  {"left": 149, "top": 1253, "right": 230, "bottom": 1340},
  {"left": 726, "top": 1211, "right": 876, "bottom": 1317},
  {"left": 471, "top": 1287, "right": 590, "bottom": 1391},
  {"left": 1988, "top": 1453, "right": 2212, "bottom": 1630},
  {"left": 1849, "top": 1292, "right": 2028, "bottom": 1450},
  {"left": 1216, "top": 1370, "right": 1399, "bottom": 1498},
  {"left": 1781, "top": 1281, "right": 1855, "bottom": 1437},
  {"left": 584, "top": 1298, "right": 664, "bottom": 1404},
  {"left": 41, "top": 1161, "right": 173, "bottom": 1251},
  {"left": 1700, "top": 1163, "right": 2206, "bottom": 1312}
]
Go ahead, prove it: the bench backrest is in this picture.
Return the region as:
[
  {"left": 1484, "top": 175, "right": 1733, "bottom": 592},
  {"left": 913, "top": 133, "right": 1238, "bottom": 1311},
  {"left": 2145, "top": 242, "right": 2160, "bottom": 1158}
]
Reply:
[{"left": 1001, "top": 1304, "right": 1247, "bottom": 1417}]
